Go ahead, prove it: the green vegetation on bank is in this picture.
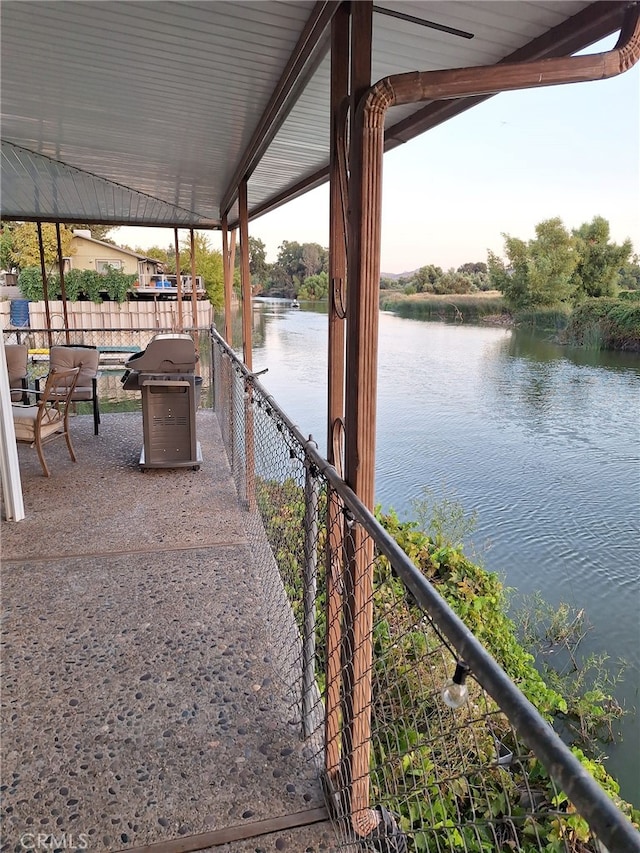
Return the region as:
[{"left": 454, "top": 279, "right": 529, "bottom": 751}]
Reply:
[
  {"left": 381, "top": 262, "right": 491, "bottom": 296},
  {"left": 382, "top": 216, "right": 640, "bottom": 349},
  {"left": 381, "top": 291, "right": 640, "bottom": 350},
  {"left": 564, "top": 297, "right": 640, "bottom": 351},
  {"left": 488, "top": 217, "right": 633, "bottom": 309},
  {"left": 256, "top": 477, "right": 638, "bottom": 852},
  {"left": 486, "top": 217, "right": 640, "bottom": 350}
]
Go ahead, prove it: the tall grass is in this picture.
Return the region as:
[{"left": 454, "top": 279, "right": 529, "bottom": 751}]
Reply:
[
  {"left": 381, "top": 292, "right": 640, "bottom": 351},
  {"left": 380, "top": 292, "right": 506, "bottom": 322},
  {"left": 565, "top": 299, "right": 640, "bottom": 351},
  {"left": 514, "top": 306, "right": 571, "bottom": 333}
]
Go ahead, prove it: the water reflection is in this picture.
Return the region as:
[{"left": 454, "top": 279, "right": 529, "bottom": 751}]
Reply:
[
  {"left": 486, "top": 329, "right": 640, "bottom": 446},
  {"left": 502, "top": 328, "right": 640, "bottom": 373},
  {"left": 247, "top": 305, "right": 640, "bottom": 802}
]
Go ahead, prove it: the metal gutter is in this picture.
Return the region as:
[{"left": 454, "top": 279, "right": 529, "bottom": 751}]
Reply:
[
  {"left": 385, "top": 0, "right": 631, "bottom": 147},
  {"left": 246, "top": 0, "right": 633, "bottom": 223},
  {"left": 366, "top": 8, "right": 640, "bottom": 111}
]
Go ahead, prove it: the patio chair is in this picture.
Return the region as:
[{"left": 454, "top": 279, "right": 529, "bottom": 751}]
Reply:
[
  {"left": 5, "top": 344, "right": 29, "bottom": 403},
  {"left": 49, "top": 345, "right": 101, "bottom": 435},
  {"left": 12, "top": 366, "right": 80, "bottom": 477}
]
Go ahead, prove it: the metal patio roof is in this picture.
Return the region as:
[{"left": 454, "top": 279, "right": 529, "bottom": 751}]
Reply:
[{"left": 0, "top": 1, "right": 630, "bottom": 229}]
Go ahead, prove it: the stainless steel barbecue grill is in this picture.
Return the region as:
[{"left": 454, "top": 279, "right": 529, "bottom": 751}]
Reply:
[{"left": 121, "top": 333, "right": 202, "bottom": 470}]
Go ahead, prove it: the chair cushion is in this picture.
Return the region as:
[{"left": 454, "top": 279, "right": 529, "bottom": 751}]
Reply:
[
  {"left": 5, "top": 344, "right": 28, "bottom": 379},
  {"left": 12, "top": 405, "right": 63, "bottom": 441},
  {"left": 12, "top": 405, "right": 38, "bottom": 441},
  {"left": 50, "top": 384, "right": 93, "bottom": 401},
  {"left": 50, "top": 347, "right": 99, "bottom": 391}
]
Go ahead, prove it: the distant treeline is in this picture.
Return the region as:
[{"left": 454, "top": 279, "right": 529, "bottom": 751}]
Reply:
[{"left": 381, "top": 217, "right": 640, "bottom": 350}]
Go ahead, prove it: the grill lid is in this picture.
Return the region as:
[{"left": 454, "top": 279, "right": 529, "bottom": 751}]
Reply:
[{"left": 125, "top": 333, "right": 197, "bottom": 374}]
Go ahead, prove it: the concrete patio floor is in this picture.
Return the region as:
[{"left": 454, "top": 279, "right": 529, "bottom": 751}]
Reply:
[{"left": 1, "top": 410, "right": 338, "bottom": 853}]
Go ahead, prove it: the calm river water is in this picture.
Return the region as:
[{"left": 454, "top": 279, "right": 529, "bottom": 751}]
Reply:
[{"left": 248, "top": 298, "right": 640, "bottom": 803}]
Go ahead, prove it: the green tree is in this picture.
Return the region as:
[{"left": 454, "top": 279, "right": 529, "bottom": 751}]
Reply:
[
  {"left": 298, "top": 271, "right": 328, "bottom": 300},
  {"left": 248, "top": 236, "right": 268, "bottom": 284},
  {"left": 412, "top": 264, "right": 443, "bottom": 293},
  {"left": 266, "top": 240, "right": 303, "bottom": 297},
  {"left": 527, "top": 218, "right": 577, "bottom": 305},
  {"left": 618, "top": 254, "right": 640, "bottom": 291},
  {"left": 380, "top": 276, "right": 403, "bottom": 290},
  {"left": 140, "top": 245, "right": 170, "bottom": 265},
  {"left": 433, "top": 268, "right": 473, "bottom": 294},
  {"left": 489, "top": 218, "right": 577, "bottom": 309},
  {"left": 178, "top": 232, "right": 224, "bottom": 308},
  {"left": 266, "top": 240, "right": 328, "bottom": 297},
  {"left": 457, "top": 261, "right": 487, "bottom": 276},
  {"left": 488, "top": 239, "right": 530, "bottom": 308},
  {"left": 458, "top": 261, "right": 490, "bottom": 291},
  {"left": 571, "top": 216, "right": 632, "bottom": 300},
  {"left": 9, "top": 222, "right": 75, "bottom": 272},
  {"left": 301, "top": 242, "right": 327, "bottom": 278},
  {"left": 0, "top": 221, "right": 16, "bottom": 270}
]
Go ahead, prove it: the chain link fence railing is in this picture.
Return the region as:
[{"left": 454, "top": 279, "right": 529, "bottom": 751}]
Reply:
[
  {"left": 2, "top": 326, "right": 214, "bottom": 412},
  {"left": 216, "top": 329, "right": 640, "bottom": 852}
]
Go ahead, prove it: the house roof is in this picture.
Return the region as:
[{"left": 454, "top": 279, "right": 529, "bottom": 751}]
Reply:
[
  {"left": 0, "top": 1, "right": 631, "bottom": 229},
  {"left": 71, "top": 231, "right": 158, "bottom": 262}
]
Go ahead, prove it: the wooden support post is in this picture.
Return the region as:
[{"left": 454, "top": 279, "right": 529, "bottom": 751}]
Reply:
[
  {"left": 238, "top": 180, "right": 252, "bottom": 371},
  {"left": 174, "top": 228, "right": 183, "bottom": 332},
  {"left": 37, "top": 222, "right": 52, "bottom": 349},
  {"left": 222, "top": 215, "right": 234, "bottom": 345},
  {"left": 55, "top": 223, "right": 70, "bottom": 344},
  {"left": 243, "top": 379, "right": 256, "bottom": 512},
  {"left": 343, "top": 0, "right": 378, "bottom": 837},
  {"left": 190, "top": 229, "right": 199, "bottom": 356},
  {"left": 229, "top": 232, "right": 237, "bottom": 316},
  {"left": 226, "top": 354, "right": 235, "bottom": 476},
  {"left": 238, "top": 180, "right": 256, "bottom": 509},
  {"left": 325, "top": 0, "right": 349, "bottom": 788}
]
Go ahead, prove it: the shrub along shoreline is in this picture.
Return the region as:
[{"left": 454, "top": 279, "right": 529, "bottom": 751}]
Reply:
[
  {"left": 380, "top": 292, "right": 640, "bottom": 351},
  {"left": 256, "top": 477, "right": 638, "bottom": 852}
]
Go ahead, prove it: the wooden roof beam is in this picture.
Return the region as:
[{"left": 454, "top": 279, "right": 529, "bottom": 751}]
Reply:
[
  {"left": 246, "top": 0, "right": 633, "bottom": 220},
  {"left": 220, "top": 0, "right": 341, "bottom": 219}
]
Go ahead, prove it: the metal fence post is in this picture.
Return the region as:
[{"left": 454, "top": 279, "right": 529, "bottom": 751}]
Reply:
[
  {"left": 302, "top": 453, "right": 320, "bottom": 738},
  {"left": 244, "top": 380, "right": 256, "bottom": 511},
  {"left": 226, "top": 357, "right": 235, "bottom": 469},
  {"left": 211, "top": 335, "right": 217, "bottom": 406}
]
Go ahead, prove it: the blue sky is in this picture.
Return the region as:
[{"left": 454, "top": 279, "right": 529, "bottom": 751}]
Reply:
[{"left": 118, "top": 36, "right": 639, "bottom": 275}]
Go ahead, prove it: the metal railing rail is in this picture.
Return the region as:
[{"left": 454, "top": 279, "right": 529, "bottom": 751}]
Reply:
[{"left": 210, "top": 325, "right": 639, "bottom": 853}]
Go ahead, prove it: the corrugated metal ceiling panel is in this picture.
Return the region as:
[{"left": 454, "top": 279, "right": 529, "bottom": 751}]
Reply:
[
  {"left": 1, "top": 0, "right": 316, "bottom": 223},
  {"left": 1, "top": 0, "right": 623, "bottom": 225},
  {"left": 1, "top": 142, "right": 213, "bottom": 226}
]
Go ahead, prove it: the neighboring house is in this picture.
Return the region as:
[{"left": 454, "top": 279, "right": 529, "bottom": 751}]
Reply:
[{"left": 69, "top": 230, "right": 163, "bottom": 285}]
